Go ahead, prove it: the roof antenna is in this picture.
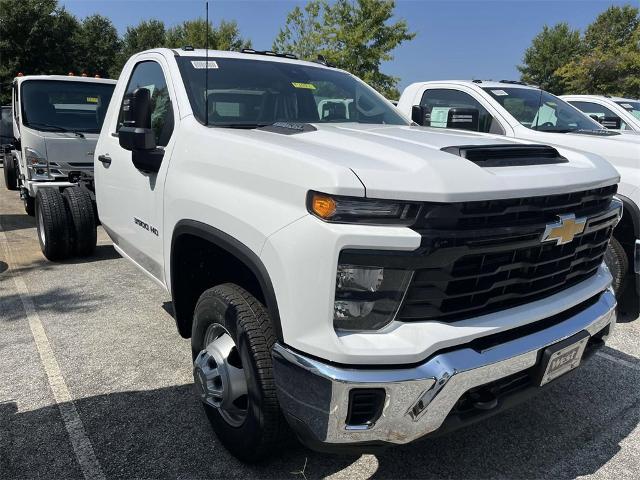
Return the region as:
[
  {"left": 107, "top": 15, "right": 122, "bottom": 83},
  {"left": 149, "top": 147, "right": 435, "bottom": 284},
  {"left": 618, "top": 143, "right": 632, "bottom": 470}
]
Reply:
[{"left": 204, "top": 0, "right": 209, "bottom": 126}]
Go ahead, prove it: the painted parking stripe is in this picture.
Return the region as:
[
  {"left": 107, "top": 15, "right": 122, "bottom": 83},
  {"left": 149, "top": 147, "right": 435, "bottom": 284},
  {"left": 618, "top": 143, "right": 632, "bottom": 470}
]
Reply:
[
  {"left": 596, "top": 351, "right": 640, "bottom": 371},
  {"left": 0, "top": 226, "right": 105, "bottom": 480}
]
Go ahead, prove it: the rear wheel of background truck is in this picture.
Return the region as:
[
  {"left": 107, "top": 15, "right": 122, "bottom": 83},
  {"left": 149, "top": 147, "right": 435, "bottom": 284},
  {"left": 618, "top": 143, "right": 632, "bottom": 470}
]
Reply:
[
  {"left": 62, "top": 187, "right": 97, "bottom": 257},
  {"left": 605, "top": 237, "right": 628, "bottom": 298},
  {"left": 23, "top": 194, "right": 35, "bottom": 216},
  {"left": 3, "top": 156, "right": 17, "bottom": 190},
  {"left": 36, "top": 189, "right": 71, "bottom": 261},
  {"left": 191, "top": 283, "right": 289, "bottom": 462}
]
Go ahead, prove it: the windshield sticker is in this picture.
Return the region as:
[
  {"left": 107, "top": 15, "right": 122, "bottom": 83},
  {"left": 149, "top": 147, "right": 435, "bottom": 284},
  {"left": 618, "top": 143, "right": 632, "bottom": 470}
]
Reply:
[
  {"left": 86, "top": 96, "right": 98, "bottom": 103},
  {"left": 430, "top": 107, "right": 451, "bottom": 127},
  {"left": 291, "top": 82, "right": 316, "bottom": 90},
  {"left": 621, "top": 103, "right": 633, "bottom": 109},
  {"left": 491, "top": 89, "right": 508, "bottom": 96},
  {"left": 191, "top": 60, "right": 219, "bottom": 69}
]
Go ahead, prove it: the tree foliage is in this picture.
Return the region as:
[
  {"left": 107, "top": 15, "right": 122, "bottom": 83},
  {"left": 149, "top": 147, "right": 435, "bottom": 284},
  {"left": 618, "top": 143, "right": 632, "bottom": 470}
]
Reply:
[
  {"left": 166, "top": 19, "right": 251, "bottom": 51},
  {"left": 118, "top": 19, "right": 167, "bottom": 69},
  {"left": 0, "top": 0, "right": 79, "bottom": 103},
  {"left": 73, "top": 14, "right": 121, "bottom": 78},
  {"left": 517, "top": 23, "right": 582, "bottom": 93},
  {"left": 520, "top": 5, "right": 640, "bottom": 96},
  {"left": 273, "top": 0, "right": 415, "bottom": 98}
]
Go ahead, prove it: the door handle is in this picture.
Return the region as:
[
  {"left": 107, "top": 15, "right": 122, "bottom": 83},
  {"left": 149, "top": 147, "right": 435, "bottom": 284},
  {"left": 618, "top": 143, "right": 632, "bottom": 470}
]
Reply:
[{"left": 98, "top": 154, "right": 111, "bottom": 165}]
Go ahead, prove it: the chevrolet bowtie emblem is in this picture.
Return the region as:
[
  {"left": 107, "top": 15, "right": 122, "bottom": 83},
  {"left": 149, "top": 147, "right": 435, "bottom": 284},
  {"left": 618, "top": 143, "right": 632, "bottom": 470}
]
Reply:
[{"left": 541, "top": 214, "right": 587, "bottom": 245}]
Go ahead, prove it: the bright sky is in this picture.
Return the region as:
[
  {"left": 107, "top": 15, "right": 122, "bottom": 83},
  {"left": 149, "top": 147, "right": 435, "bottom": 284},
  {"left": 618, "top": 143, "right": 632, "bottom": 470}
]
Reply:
[{"left": 59, "top": 0, "right": 633, "bottom": 89}]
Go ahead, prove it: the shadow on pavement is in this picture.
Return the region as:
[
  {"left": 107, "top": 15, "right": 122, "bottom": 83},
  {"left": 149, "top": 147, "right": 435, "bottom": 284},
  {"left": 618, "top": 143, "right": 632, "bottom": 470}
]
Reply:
[
  {"left": 1, "top": 346, "right": 638, "bottom": 479},
  {"left": 0, "top": 214, "right": 35, "bottom": 233}
]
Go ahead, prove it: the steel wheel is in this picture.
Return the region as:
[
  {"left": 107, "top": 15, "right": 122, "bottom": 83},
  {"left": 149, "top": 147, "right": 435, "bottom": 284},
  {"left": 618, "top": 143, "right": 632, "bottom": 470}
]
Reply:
[
  {"left": 193, "top": 324, "right": 249, "bottom": 427},
  {"left": 37, "top": 206, "right": 46, "bottom": 246}
]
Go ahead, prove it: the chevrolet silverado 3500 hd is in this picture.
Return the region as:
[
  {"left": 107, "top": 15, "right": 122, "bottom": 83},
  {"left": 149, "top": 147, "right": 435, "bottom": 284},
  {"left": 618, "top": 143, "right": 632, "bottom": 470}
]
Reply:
[
  {"left": 88, "top": 49, "right": 620, "bottom": 461},
  {"left": 398, "top": 81, "right": 640, "bottom": 307}
]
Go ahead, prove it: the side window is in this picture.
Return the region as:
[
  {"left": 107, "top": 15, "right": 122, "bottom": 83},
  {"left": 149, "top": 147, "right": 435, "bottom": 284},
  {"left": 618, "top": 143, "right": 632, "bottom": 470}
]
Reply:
[
  {"left": 118, "top": 61, "right": 174, "bottom": 146},
  {"left": 568, "top": 101, "right": 628, "bottom": 130},
  {"left": 420, "top": 88, "right": 504, "bottom": 134}
]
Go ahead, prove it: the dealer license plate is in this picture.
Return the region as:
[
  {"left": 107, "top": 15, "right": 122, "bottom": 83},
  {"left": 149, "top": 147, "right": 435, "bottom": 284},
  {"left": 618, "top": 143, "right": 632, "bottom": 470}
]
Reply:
[{"left": 539, "top": 333, "right": 590, "bottom": 386}]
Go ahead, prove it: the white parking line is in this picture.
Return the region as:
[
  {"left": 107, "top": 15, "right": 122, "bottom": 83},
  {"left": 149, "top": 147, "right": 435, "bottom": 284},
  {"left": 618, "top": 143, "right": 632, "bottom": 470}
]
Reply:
[
  {"left": 596, "top": 351, "right": 640, "bottom": 371},
  {"left": 0, "top": 227, "right": 105, "bottom": 480}
]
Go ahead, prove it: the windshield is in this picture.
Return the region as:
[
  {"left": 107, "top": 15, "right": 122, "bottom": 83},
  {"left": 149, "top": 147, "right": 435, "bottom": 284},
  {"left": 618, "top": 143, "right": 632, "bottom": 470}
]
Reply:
[
  {"left": 616, "top": 100, "right": 640, "bottom": 121},
  {"left": 483, "top": 87, "right": 603, "bottom": 133},
  {"left": 21, "top": 80, "right": 115, "bottom": 134},
  {"left": 176, "top": 57, "right": 409, "bottom": 127}
]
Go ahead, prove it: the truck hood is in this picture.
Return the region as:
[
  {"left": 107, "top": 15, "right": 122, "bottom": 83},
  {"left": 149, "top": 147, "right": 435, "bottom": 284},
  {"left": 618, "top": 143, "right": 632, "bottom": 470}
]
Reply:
[
  {"left": 43, "top": 132, "right": 99, "bottom": 169},
  {"left": 250, "top": 123, "right": 619, "bottom": 202}
]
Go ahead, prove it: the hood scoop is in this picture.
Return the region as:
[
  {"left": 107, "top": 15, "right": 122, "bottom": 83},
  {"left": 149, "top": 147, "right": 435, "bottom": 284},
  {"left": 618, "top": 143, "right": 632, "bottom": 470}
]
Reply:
[
  {"left": 259, "top": 122, "right": 317, "bottom": 135},
  {"left": 441, "top": 144, "right": 568, "bottom": 167}
]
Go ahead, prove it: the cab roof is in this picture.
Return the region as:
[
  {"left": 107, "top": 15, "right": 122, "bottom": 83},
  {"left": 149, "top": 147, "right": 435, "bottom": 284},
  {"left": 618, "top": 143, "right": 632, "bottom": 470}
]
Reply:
[
  {"left": 13, "top": 75, "right": 117, "bottom": 85},
  {"left": 410, "top": 80, "right": 540, "bottom": 90},
  {"left": 561, "top": 94, "right": 640, "bottom": 102}
]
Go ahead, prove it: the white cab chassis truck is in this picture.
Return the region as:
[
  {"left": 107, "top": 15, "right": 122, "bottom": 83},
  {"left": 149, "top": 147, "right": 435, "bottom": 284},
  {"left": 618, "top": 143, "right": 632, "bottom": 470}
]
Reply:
[
  {"left": 93, "top": 49, "right": 621, "bottom": 461},
  {"left": 560, "top": 95, "right": 640, "bottom": 133},
  {"left": 4, "top": 75, "right": 116, "bottom": 259},
  {"left": 398, "top": 81, "right": 640, "bottom": 310}
]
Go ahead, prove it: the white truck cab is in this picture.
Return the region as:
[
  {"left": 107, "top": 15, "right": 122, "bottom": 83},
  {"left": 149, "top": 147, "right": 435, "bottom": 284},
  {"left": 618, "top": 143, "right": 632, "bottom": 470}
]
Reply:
[
  {"left": 398, "top": 80, "right": 640, "bottom": 305},
  {"left": 85, "top": 49, "right": 621, "bottom": 461},
  {"left": 4, "top": 75, "right": 116, "bottom": 215},
  {"left": 560, "top": 95, "right": 640, "bottom": 133}
]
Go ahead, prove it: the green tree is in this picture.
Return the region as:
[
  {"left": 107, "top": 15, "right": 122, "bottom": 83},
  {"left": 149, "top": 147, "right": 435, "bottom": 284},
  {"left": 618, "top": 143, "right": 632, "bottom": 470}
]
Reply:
[
  {"left": 273, "top": 0, "right": 415, "bottom": 98},
  {"left": 116, "top": 19, "right": 167, "bottom": 74},
  {"left": 557, "top": 6, "right": 640, "bottom": 96},
  {"left": 166, "top": 19, "right": 251, "bottom": 51},
  {"left": 73, "top": 14, "right": 121, "bottom": 78},
  {"left": 0, "top": 0, "right": 79, "bottom": 103},
  {"left": 517, "top": 23, "right": 582, "bottom": 94}
]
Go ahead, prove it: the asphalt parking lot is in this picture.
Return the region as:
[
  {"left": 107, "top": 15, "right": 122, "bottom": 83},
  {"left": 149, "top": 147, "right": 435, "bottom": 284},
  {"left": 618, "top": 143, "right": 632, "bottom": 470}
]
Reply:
[{"left": 0, "top": 171, "right": 639, "bottom": 480}]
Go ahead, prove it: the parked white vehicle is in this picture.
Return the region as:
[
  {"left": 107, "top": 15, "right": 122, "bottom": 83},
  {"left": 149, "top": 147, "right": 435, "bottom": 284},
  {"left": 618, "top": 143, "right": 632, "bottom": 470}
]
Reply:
[
  {"left": 398, "top": 80, "right": 640, "bottom": 305},
  {"left": 561, "top": 95, "right": 640, "bottom": 133},
  {"left": 4, "top": 75, "right": 116, "bottom": 220},
  {"left": 38, "top": 48, "right": 622, "bottom": 461}
]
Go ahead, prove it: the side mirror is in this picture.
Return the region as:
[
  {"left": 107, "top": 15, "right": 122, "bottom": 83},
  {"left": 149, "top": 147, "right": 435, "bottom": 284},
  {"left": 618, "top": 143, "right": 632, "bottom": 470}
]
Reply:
[
  {"left": 599, "top": 116, "right": 622, "bottom": 130},
  {"left": 118, "top": 88, "right": 164, "bottom": 173},
  {"left": 411, "top": 105, "right": 428, "bottom": 125},
  {"left": 446, "top": 108, "right": 480, "bottom": 132},
  {"left": 589, "top": 114, "right": 600, "bottom": 122}
]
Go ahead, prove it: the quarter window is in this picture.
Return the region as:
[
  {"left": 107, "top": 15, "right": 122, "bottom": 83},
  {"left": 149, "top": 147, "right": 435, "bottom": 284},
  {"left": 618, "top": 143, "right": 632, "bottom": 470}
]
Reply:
[
  {"left": 419, "top": 88, "right": 504, "bottom": 134},
  {"left": 118, "top": 61, "right": 174, "bottom": 146}
]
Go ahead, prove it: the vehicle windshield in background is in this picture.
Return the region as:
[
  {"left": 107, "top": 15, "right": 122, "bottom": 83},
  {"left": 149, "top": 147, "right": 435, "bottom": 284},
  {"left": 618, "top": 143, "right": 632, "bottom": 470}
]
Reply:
[
  {"left": 177, "top": 57, "right": 409, "bottom": 127},
  {"left": 21, "top": 80, "right": 115, "bottom": 134},
  {"left": 483, "top": 87, "right": 604, "bottom": 133},
  {"left": 616, "top": 100, "right": 640, "bottom": 120}
]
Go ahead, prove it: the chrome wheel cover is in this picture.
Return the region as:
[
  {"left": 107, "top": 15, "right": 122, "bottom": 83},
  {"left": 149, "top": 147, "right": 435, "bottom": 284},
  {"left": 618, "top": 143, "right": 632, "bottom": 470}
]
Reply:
[
  {"left": 37, "top": 206, "right": 46, "bottom": 246},
  {"left": 193, "top": 324, "right": 248, "bottom": 427}
]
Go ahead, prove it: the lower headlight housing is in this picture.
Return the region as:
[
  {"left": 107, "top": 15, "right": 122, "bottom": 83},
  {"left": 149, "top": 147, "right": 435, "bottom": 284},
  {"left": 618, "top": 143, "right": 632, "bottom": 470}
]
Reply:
[{"left": 334, "top": 263, "right": 412, "bottom": 332}]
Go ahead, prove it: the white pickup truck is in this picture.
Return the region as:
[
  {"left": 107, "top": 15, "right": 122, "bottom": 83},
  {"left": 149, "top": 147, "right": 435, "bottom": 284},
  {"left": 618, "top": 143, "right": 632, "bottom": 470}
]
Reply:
[
  {"left": 83, "top": 49, "right": 621, "bottom": 461},
  {"left": 560, "top": 95, "right": 640, "bottom": 133},
  {"left": 398, "top": 81, "right": 640, "bottom": 307}
]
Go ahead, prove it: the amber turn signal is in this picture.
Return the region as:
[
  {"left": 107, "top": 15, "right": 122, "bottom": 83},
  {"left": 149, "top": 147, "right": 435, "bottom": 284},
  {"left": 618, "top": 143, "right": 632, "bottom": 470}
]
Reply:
[{"left": 311, "top": 193, "right": 337, "bottom": 219}]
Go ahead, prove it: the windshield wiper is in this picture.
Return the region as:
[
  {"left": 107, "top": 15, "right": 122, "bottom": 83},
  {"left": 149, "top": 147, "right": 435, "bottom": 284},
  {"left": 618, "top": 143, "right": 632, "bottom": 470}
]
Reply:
[
  {"left": 212, "top": 122, "right": 273, "bottom": 129},
  {"left": 27, "top": 122, "right": 86, "bottom": 138}
]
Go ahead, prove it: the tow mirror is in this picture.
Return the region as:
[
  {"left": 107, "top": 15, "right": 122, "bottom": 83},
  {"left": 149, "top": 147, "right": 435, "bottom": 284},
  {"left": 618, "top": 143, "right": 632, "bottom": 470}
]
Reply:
[
  {"left": 118, "top": 87, "right": 164, "bottom": 173},
  {"left": 447, "top": 108, "right": 480, "bottom": 132},
  {"left": 411, "top": 105, "right": 428, "bottom": 126},
  {"left": 599, "top": 116, "right": 622, "bottom": 130}
]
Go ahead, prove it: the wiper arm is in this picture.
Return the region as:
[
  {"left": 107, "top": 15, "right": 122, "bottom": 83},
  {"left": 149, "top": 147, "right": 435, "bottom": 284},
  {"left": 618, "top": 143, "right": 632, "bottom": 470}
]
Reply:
[
  {"left": 27, "top": 122, "right": 85, "bottom": 138},
  {"left": 212, "top": 122, "right": 273, "bottom": 129}
]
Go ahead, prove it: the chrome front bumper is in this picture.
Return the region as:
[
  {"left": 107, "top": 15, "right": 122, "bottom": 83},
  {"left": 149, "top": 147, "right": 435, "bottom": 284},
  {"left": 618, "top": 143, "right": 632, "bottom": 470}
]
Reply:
[{"left": 272, "top": 289, "right": 616, "bottom": 448}]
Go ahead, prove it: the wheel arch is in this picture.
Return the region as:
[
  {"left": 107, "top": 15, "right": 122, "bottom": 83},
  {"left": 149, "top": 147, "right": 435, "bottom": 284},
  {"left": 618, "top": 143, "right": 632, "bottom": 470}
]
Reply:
[{"left": 169, "top": 219, "right": 283, "bottom": 341}]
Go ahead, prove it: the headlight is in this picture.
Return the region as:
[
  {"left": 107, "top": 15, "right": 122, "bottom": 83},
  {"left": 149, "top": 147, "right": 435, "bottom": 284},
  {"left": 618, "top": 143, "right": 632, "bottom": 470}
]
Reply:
[
  {"left": 334, "top": 263, "right": 413, "bottom": 331},
  {"left": 25, "top": 147, "right": 46, "bottom": 166},
  {"left": 308, "top": 191, "right": 420, "bottom": 225}
]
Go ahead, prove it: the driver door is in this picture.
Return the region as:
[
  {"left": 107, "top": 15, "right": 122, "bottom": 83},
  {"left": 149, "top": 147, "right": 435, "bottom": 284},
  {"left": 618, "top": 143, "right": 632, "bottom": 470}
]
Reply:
[{"left": 95, "top": 54, "right": 177, "bottom": 283}]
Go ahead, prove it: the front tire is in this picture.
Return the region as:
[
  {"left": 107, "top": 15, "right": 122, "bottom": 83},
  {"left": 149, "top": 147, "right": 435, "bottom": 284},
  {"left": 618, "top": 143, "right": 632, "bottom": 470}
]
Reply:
[
  {"left": 36, "top": 188, "right": 71, "bottom": 261},
  {"left": 191, "top": 284, "right": 288, "bottom": 462},
  {"left": 605, "top": 236, "right": 628, "bottom": 297},
  {"left": 63, "top": 187, "right": 97, "bottom": 257},
  {"left": 3, "top": 156, "right": 17, "bottom": 190}
]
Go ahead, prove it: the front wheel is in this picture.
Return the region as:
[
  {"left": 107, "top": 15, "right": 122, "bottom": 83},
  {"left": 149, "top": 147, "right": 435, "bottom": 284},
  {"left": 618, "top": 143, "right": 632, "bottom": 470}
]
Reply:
[
  {"left": 3, "top": 156, "right": 18, "bottom": 191},
  {"left": 191, "top": 284, "right": 289, "bottom": 462},
  {"left": 36, "top": 188, "right": 71, "bottom": 261},
  {"left": 604, "top": 236, "right": 628, "bottom": 297}
]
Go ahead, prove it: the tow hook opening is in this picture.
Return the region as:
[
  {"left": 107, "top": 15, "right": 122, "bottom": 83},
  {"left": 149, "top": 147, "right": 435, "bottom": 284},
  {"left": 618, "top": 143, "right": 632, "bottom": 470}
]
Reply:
[{"left": 345, "top": 388, "right": 386, "bottom": 430}]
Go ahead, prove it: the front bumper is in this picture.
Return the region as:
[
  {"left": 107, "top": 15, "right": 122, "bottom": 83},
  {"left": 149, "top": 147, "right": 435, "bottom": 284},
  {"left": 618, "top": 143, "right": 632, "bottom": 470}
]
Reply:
[{"left": 272, "top": 289, "right": 616, "bottom": 450}]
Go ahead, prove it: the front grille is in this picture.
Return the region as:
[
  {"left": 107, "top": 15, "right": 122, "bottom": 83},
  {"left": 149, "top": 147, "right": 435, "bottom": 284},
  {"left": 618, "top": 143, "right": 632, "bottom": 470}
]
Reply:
[{"left": 395, "top": 185, "right": 619, "bottom": 323}]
